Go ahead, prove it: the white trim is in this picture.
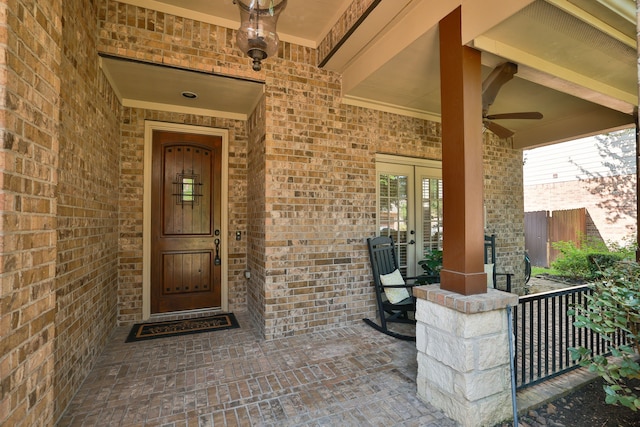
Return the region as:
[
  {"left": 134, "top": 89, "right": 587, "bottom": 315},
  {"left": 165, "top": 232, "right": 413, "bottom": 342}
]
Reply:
[
  {"left": 143, "top": 121, "right": 229, "bottom": 319},
  {"left": 546, "top": 0, "right": 635, "bottom": 47}
]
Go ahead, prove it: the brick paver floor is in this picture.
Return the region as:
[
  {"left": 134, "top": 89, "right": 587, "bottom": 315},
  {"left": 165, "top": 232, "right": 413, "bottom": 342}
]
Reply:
[{"left": 58, "top": 312, "right": 457, "bottom": 426}]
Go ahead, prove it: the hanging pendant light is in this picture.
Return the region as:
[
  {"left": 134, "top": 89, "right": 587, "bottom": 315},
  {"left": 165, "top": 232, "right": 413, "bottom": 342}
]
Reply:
[{"left": 234, "top": 0, "right": 287, "bottom": 71}]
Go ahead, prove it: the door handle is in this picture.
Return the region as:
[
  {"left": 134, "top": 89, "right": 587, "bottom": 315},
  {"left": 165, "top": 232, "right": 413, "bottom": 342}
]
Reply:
[
  {"left": 214, "top": 238, "right": 221, "bottom": 265},
  {"left": 409, "top": 240, "right": 415, "bottom": 245}
]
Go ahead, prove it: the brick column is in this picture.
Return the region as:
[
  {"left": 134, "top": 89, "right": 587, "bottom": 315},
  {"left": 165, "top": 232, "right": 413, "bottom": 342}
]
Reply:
[{"left": 413, "top": 285, "right": 518, "bottom": 427}]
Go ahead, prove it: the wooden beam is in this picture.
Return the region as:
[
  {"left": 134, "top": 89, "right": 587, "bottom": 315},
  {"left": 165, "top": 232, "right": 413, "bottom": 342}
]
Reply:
[{"left": 438, "top": 6, "right": 486, "bottom": 295}]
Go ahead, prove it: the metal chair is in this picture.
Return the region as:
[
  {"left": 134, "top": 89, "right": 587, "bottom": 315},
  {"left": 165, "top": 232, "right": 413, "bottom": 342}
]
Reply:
[{"left": 484, "top": 234, "right": 513, "bottom": 292}]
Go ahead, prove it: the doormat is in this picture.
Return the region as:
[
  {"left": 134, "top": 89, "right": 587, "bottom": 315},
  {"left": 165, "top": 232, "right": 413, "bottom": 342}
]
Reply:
[{"left": 125, "top": 313, "right": 239, "bottom": 343}]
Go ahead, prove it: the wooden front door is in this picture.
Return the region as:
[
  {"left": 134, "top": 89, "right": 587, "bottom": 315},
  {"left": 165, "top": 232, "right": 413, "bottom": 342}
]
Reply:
[{"left": 151, "top": 130, "right": 222, "bottom": 313}]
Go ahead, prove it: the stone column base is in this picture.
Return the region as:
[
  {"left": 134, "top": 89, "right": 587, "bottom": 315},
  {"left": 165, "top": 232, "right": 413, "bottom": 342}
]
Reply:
[{"left": 413, "top": 285, "right": 518, "bottom": 427}]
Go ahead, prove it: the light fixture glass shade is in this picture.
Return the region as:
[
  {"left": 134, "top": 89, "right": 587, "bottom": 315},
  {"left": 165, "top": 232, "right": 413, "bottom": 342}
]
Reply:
[{"left": 235, "top": 0, "right": 287, "bottom": 71}]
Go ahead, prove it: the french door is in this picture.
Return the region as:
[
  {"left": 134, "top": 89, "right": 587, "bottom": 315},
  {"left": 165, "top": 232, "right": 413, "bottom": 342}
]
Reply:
[{"left": 376, "top": 155, "right": 443, "bottom": 277}]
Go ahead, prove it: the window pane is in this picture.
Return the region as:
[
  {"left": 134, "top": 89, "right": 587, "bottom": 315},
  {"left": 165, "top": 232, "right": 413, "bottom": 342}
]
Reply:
[{"left": 182, "top": 177, "right": 195, "bottom": 202}]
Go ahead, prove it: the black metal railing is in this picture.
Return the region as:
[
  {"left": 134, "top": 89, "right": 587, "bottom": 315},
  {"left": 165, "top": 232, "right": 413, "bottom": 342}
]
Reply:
[{"left": 513, "top": 285, "right": 629, "bottom": 390}]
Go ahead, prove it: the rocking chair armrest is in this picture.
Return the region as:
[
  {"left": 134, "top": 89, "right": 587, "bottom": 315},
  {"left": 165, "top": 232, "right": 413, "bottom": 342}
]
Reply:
[
  {"left": 495, "top": 271, "right": 513, "bottom": 293},
  {"left": 379, "top": 274, "right": 421, "bottom": 289},
  {"left": 406, "top": 275, "right": 432, "bottom": 285},
  {"left": 381, "top": 283, "right": 416, "bottom": 289}
]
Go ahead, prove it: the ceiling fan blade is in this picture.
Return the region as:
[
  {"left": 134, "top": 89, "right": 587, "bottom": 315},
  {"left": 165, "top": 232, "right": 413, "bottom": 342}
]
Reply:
[
  {"left": 481, "top": 62, "right": 518, "bottom": 111},
  {"left": 486, "top": 112, "right": 543, "bottom": 120},
  {"left": 484, "top": 120, "right": 514, "bottom": 139}
]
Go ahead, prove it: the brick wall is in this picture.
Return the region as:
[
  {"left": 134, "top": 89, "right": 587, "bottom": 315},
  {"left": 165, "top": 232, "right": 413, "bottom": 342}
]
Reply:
[
  {"left": 484, "top": 132, "right": 526, "bottom": 293},
  {"left": 117, "top": 109, "right": 144, "bottom": 321},
  {"left": 1, "top": 0, "right": 123, "bottom": 423},
  {"left": 248, "top": 60, "right": 445, "bottom": 339},
  {"left": 0, "top": 1, "right": 62, "bottom": 425},
  {"left": 53, "top": 0, "right": 122, "bottom": 419},
  {"left": 247, "top": 97, "right": 267, "bottom": 335}
]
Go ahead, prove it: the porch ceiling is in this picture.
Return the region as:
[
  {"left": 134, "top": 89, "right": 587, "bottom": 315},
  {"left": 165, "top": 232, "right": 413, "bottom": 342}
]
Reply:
[{"left": 107, "top": 0, "right": 637, "bottom": 149}]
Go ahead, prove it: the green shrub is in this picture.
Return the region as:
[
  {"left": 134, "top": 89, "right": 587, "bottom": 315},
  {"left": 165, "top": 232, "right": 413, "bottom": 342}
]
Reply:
[
  {"left": 551, "top": 238, "right": 633, "bottom": 281},
  {"left": 551, "top": 240, "right": 591, "bottom": 279},
  {"left": 568, "top": 261, "right": 640, "bottom": 411}
]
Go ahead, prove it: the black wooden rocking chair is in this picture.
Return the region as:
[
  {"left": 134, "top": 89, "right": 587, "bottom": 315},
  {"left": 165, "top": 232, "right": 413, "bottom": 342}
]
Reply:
[
  {"left": 364, "top": 236, "right": 418, "bottom": 341},
  {"left": 484, "top": 234, "right": 513, "bottom": 292}
]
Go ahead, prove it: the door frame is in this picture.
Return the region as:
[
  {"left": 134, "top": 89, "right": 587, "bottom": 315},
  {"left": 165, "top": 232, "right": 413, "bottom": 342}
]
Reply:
[{"left": 143, "top": 121, "right": 229, "bottom": 319}]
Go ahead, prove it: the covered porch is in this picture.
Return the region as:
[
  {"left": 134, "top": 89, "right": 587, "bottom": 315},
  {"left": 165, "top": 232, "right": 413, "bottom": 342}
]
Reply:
[{"left": 2, "top": 0, "right": 638, "bottom": 426}]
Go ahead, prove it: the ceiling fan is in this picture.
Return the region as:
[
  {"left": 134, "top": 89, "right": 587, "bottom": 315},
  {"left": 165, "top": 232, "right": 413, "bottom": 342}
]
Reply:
[{"left": 482, "top": 62, "right": 543, "bottom": 138}]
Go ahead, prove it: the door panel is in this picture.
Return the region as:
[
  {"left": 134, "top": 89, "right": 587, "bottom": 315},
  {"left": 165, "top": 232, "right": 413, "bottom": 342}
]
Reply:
[
  {"left": 377, "top": 164, "right": 414, "bottom": 275},
  {"left": 162, "top": 252, "right": 212, "bottom": 294},
  {"left": 151, "top": 130, "right": 222, "bottom": 313}
]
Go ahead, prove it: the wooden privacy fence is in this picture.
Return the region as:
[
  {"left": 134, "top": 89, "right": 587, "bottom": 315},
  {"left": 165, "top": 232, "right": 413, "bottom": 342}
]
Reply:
[{"left": 524, "top": 208, "right": 586, "bottom": 268}]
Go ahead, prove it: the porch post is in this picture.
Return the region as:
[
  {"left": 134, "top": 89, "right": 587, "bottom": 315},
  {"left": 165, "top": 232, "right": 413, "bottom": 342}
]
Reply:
[{"left": 438, "top": 6, "right": 486, "bottom": 295}]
